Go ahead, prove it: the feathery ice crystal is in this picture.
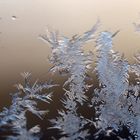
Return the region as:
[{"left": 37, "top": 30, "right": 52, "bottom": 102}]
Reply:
[
  {"left": 0, "top": 72, "right": 54, "bottom": 140},
  {"left": 91, "top": 31, "right": 140, "bottom": 139},
  {"left": 40, "top": 21, "right": 99, "bottom": 139}
]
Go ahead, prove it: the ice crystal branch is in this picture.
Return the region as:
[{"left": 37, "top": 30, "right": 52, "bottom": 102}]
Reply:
[
  {"left": 40, "top": 21, "right": 99, "bottom": 139},
  {"left": 0, "top": 72, "right": 54, "bottom": 140},
  {"left": 40, "top": 21, "right": 99, "bottom": 105},
  {"left": 50, "top": 110, "right": 89, "bottom": 140},
  {"left": 90, "top": 31, "right": 140, "bottom": 139},
  {"left": 96, "top": 31, "right": 129, "bottom": 96},
  {"left": 130, "top": 52, "right": 140, "bottom": 81},
  {"left": 92, "top": 31, "right": 131, "bottom": 134}
]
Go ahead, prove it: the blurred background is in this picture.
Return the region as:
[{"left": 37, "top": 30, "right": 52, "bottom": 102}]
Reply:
[{"left": 0, "top": 0, "right": 140, "bottom": 108}]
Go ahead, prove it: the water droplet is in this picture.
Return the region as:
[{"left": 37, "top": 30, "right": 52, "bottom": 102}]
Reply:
[{"left": 12, "top": 16, "right": 17, "bottom": 20}]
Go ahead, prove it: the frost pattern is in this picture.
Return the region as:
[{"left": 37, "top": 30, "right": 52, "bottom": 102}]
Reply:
[
  {"left": 130, "top": 52, "right": 140, "bottom": 81},
  {"left": 40, "top": 21, "right": 99, "bottom": 139},
  {"left": 0, "top": 20, "right": 140, "bottom": 140},
  {"left": 96, "top": 31, "right": 129, "bottom": 96},
  {"left": 91, "top": 31, "right": 140, "bottom": 139},
  {"left": 0, "top": 72, "right": 54, "bottom": 140}
]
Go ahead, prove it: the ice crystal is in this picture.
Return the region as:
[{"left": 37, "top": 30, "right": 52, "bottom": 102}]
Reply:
[
  {"left": 93, "top": 31, "right": 129, "bottom": 132},
  {"left": 40, "top": 21, "right": 99, "bottom": 139},
  {"left": 130, "top": 52, "right": 140, "bottom": 81},
  {"left": 91, "top": 31, "right": 140, "bottom": 139},
  {"left": 0, "top": 72, "right": 54, "bottom": 140},
  {"left": 40, "top": 21, "right": 99, "bottom": 105},
  {"left": 50, "top": 110, "right": 89, "bottom": 140},
  {"left": 96, "top": 31, "right": 129, "bottom": 96}
]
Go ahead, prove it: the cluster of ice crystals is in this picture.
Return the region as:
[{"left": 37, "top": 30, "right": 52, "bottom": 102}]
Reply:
[{"left": 0, "top": 72, "right": 53, "bottom": 140}]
